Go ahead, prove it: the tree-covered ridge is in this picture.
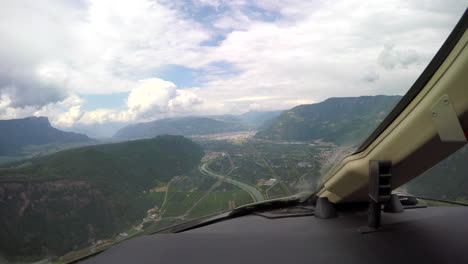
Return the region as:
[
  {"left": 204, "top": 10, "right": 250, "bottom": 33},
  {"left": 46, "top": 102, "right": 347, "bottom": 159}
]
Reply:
[
  {"left": 237, "top": 110, "right": 283, "bottom": 129},
  {"left": 0, "top": 116, "right": 92, "bottom": 156},
  {"left": 2, "top": 135, "right": 203, "bottom": 183},
  {"left": 0, "top": 135, "right": 204, "bottom": 260},
  {"left": 255, "top": 95, "right": 402, "bottom": 146}
]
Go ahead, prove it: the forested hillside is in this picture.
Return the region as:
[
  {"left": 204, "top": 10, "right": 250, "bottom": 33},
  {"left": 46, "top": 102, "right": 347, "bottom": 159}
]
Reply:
[
  {"left": 255, "top": 95, "right": 401, "bottom": 146},
  {"left": 0, "top": 135, "right": 204, "bottom": 261}
]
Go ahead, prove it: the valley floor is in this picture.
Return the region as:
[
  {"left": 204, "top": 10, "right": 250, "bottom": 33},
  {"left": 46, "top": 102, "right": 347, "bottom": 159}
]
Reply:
[{"left": 11, "top": 134, "right": 354, "bottom": 264}]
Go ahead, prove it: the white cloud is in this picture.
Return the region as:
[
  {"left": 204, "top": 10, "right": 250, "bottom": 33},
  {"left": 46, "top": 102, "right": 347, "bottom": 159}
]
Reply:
[
  {"left": 79, "top": 109, "right": 122, "bottom": 125},
  {"left": 127, "top": 79, "right": 177, "bottom": 118},
  {"left": 0, "top": 0, "right": 210, "bottom": 106},
  {"left": 53, "top": 106, "right": 84, "bottom": 127},
  {"left": 190, "top": 0, "right": 465, "bottom": 112},
  {"left": 14, "top": 78, "right": 203, "bottom": 128},
  {"left": 126, "top": 78, "right": 202, "bottom": 120},
  {"left": 170, "top": 90, "right": 204, "bottom": 110},
  {"left": 0, "top": 0, "right": 466, "bottom": 127},
  {"left": 377, "top": 43, "right": 424, "bottom": 70}
]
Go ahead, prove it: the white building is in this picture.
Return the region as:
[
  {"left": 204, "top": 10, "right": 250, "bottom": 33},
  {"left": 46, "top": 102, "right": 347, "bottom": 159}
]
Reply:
[{"left": 263, "top": 179, "right": 277, "bottom": 186}]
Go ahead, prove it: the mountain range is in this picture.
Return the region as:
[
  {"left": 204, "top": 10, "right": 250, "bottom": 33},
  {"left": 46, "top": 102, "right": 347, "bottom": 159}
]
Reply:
[
  {"left": 0, "top": 96, "right": 401, "bottom": 156},
  {"left": 0, "top": 117, "right": 92, "bottom": 156},
  {"left": 255, "top": 95, "right": 402, "bottom": 146},
  {"left": 113, "top": 110, "right": 282, "bottom": 140}
]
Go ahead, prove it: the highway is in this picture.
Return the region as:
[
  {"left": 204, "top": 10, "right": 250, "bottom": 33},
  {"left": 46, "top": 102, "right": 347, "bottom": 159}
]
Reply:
[{"left": 200, "top": 163, "right": 265, "bottom": 202}]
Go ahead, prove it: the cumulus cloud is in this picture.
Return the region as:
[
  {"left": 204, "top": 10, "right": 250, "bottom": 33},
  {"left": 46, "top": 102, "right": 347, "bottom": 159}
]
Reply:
[
  {"left": 0, "top": 0, "right": 210, "bottom": 108},
  {"left": 127, "top": 79, "right": 177, "bottom": 119},
  {"left": 126, "top": 78, "right": 202, "bottom": 120},
  {"left": 170, "top": 90, "right": 204, "bottom": 110},
  {"left": 53, "top": 106, "right": 84, "bottom": 127},
  {"left": 0, "top": 0, "right": 82, "bottom": 108},
  {"left": 33, "top": 78, "right": 201, "bottom": 127}
]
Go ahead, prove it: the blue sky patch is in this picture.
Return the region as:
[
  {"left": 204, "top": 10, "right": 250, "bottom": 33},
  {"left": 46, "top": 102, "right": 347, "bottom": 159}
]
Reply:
[
  {"left": 207, "top": 61, "right": 241, "bottom": 76},
  {"left": 154, "top": 65, "right": 205, "bottom": 88},
  {"left": 243, "top": 5, "right": 282, "bottom": 22},
  {"left": 80, "top": 92, "right": 129, "bottom": 111}
]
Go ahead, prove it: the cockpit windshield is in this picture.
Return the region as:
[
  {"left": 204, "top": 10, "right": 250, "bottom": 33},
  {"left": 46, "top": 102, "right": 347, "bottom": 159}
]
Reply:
[{"left": 0, "top": 1, "right": 466, "bottom": 263}]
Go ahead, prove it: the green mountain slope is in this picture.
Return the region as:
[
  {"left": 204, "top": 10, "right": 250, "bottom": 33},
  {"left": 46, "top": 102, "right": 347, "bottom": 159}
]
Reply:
[
  {"left": 255, "top": 95, "right": 401, "bottom": 145},
  {"left": 0, "top": 135, "right": 203, "bottom": 261},
  {"left": 0, "top": 116, "right": 92, "bottom": 156},
  {"left": 238, "top": 110, "right": 283, "bottom": 129},
  {"left": 114, "top": 116, "right": 252, "bottom": 140}
]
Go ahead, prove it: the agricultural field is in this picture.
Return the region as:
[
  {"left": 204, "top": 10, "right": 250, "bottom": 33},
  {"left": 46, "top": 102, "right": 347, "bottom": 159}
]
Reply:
[{"left": 188, "top": 188, "right": 254, "bottom": 219}]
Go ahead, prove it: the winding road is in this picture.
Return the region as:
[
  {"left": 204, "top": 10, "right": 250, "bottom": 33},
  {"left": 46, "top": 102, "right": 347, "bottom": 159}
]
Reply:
[{"left": 200, "top": 163, "right": 265, "bottom": 202}]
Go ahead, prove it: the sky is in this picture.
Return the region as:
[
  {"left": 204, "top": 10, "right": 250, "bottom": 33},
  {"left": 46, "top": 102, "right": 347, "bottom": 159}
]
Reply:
[{"left": 0, "top": 0, "right": 466, "bottom": 130}]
